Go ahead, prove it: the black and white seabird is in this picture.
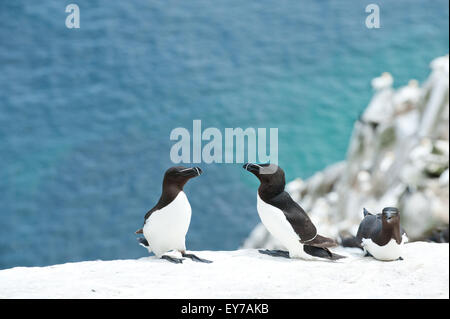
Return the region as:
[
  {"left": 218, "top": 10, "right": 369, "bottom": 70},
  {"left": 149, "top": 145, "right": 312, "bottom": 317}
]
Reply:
[
  {"left": 355, "top": 207, "right": 408, "bottom": 261},
  {"left": 243, "top": 163, "right": 345, "bottom": 260},
  {"left": 135, "top": 166, "right": 211, "bottom": 264}
]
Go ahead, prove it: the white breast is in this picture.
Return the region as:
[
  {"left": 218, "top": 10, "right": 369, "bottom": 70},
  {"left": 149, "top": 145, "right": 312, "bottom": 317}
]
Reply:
[
  {"left": 256, "top": 193, "right": 310, "bottom": 259},
  {"left": 143, "top": 191, "right": 191, "bottom": 257},
  {"left": 362, "top": 234, "right": 408, "bottom": 261}
]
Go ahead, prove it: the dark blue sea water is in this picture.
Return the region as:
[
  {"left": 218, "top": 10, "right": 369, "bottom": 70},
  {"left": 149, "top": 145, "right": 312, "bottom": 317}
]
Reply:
[{"left": 0, "top": 0, "right": 448, "bottom": 269}]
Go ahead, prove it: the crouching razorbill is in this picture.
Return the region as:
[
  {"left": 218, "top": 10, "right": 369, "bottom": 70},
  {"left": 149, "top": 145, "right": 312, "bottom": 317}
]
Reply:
[
  {"left": 243, "top": 163, "right": 345, "bottom": 261},
  {"left": 135, "top": 166, "right": 212, "bottom": 264},
  {"left": 355, "top": 207, "right": 408, "bottom": 261}
]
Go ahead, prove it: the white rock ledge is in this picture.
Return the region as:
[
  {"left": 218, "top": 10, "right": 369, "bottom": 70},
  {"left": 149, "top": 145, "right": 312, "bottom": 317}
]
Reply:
[{"left": 0, "top": 242, "right": 447, "bottom": 299}]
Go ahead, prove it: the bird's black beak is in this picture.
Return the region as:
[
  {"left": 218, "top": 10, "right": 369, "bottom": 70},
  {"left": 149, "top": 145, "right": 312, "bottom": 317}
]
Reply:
[
  {"left": 194, "top": 167, "right": 202, "bottom": 176},
  {"left": 180, "top": 167, "right": 202, "bottom": 177},
  {"left": 243, "top": 163, "right": 260, "bottom": 174}
]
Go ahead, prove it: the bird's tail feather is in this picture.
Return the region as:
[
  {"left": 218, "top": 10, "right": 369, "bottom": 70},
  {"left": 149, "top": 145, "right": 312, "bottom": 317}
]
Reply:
[
  {"left": 340, "top": 234, "right": 363, "bottom": 250},
  {"left": 304, "top": 245, "right": 346, "bottom": 260}
]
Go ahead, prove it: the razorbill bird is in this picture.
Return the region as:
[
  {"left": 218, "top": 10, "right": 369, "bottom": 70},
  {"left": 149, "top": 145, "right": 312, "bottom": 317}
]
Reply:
[
  {"left": 355, "top": 207, "right": 408, "bottom": 261},
  {"left": 243, "top": 163, "right": 345, "bottom": 260},
  {"left": 135, "top": 166, "right": 211, "bottom": 264}
]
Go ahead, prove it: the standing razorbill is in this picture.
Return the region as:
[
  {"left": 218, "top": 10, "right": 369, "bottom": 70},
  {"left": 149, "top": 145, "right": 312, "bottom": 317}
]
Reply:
[
  {"left": 135, "top": 166, "right": 211, "bottom": 264},
  {"left": 356, "top": 207, "right": 408, "bottom": 261},
  {"left": 243, "top": 163, "right": 345, "bottom": 260}
]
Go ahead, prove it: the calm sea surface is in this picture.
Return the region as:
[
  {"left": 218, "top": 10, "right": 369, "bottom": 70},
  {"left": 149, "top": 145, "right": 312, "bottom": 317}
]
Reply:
[{"left": 0, "top": 0, "right": 448, "bottom": 269}]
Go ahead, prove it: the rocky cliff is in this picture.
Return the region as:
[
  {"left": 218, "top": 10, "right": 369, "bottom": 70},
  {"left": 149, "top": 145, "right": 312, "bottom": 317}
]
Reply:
[{"left": 243, "top": 55, "right": 449, "bottom": 249}]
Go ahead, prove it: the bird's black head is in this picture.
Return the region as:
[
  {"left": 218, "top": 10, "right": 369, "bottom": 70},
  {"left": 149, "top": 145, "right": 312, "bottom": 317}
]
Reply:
[
  {"left": 382, "top": 207, "right": 400, "bottom": 224},
  {"left": 163, "top": 166, "right": 202, "bottom": 190},
  {"left": 243, "top": 163, "right": 285, "bottom": 196},
  {"left": 382, "top": 207, "right": 402, "bottom": 244}
]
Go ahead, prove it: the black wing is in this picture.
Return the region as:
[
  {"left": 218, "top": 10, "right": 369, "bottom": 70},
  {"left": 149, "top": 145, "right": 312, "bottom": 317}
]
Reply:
[
  {"left": 356, "top": 214, "right": 380, "bottom": 242},
  {"left": 265, "top": 191, "right": 317, "bottom": 242}
]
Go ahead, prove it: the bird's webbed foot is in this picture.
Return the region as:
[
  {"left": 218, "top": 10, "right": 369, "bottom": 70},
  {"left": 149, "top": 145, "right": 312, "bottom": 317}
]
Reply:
[
  {"left": 258, "top": 249, "right": 290, "bottom": 258},
  {"left": 181, "top": 252, "right": 213, "bottom": 263},
  {"left": 161, "top": 255, "right": 185, "bottom": 264}
]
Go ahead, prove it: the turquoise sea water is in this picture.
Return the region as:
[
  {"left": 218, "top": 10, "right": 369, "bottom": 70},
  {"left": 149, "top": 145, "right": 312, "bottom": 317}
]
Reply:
[{"left": 0, "top": 0, "right": 448, "bottom": 269}]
